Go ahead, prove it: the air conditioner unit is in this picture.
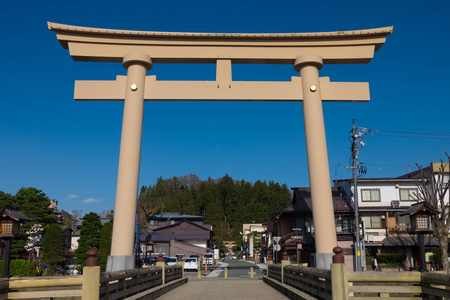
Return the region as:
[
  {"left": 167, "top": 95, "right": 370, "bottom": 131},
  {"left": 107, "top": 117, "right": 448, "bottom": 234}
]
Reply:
[{"left": 391, "top": 200, "right": 400, "bottom": 208}]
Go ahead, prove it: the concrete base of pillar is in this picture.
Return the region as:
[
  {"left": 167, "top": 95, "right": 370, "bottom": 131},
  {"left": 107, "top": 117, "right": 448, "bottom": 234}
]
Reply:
[
  {"left": 106, "top": 255, "right": 135, "bottom": 272},
  {"left": 314, "top": 253, "right": 333, "bottom": 270}
]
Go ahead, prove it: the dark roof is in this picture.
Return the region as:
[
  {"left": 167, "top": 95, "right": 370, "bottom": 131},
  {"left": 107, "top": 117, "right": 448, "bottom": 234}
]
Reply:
[
  {"left": 289, "top": 187, "right": 354, "bottom": 213},
  {"left": 382, "top": 235, "right": 439, "bottom": 247},
  {"left": 400, "top": 201, "right": 440, "bottom": 216},
  {"left": 142, "top": 230, "right": 211, "bottom": 242},
  {"left": 396, "top": 167, "right": 431, "bottom": 179},
  {"left": 152, "top": 219, "right": 211, "bottom": 232},
  {"left": 149, "top": 212, "right": 205, "bottom": 220},
  {"left": 336, "top": 233, "right": 354, "bottom": 241},
  {"left": 0, "top": 209, "right": 32, "bottom": 221}
]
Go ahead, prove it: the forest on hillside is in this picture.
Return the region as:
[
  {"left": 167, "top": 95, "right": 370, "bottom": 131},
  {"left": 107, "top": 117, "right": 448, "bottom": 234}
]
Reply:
[{"left": 137, "top": 174, "right": 292, "bottom": 241}]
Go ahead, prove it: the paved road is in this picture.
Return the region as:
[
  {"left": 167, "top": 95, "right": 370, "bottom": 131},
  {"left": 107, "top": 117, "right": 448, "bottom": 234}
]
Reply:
[
  {"left": 183, "top": 258, "right": 264, "bottom": 280},
  {"left": 157, "top": 280, "right": 289, "bottom": 300}
]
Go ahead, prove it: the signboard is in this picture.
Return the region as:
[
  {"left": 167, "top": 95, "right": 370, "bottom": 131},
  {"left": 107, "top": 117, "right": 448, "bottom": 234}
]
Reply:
[
  {"left": 291, "top": 236, "right": 303, "bottom": 240},
  {"left": 273, "top": 236, "right": 281, "bottom": 245},
  {"left": 273, "top": 244, "right": 281, "bottom": 252}
]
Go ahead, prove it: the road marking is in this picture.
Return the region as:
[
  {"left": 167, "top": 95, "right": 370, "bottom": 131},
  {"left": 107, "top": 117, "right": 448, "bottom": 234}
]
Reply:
[{"left": 207, "top": 263, "right": 228, "bottom": 278}]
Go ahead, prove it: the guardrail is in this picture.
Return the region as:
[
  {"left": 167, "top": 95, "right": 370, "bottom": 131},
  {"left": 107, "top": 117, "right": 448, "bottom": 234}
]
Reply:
[
  {"left": 0, "top": 250, "right": 184, "bottom": 299},
  {"left": 266, "top": 247, "right": 450, "bottom": 299}
]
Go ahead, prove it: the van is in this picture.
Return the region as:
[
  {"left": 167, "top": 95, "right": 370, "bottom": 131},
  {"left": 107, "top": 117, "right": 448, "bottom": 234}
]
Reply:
[{"left": 202, "top": 253, "right": 214, "bottom": 265}]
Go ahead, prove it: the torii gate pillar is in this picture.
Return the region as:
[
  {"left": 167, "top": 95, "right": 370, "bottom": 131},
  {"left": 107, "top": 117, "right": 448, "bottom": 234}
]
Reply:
[
  {"left": 295, "top": 55, "right": 335, "bottom": 267},
  {"left": 107, "top": 53, "right": 152, "bottom": 271}
]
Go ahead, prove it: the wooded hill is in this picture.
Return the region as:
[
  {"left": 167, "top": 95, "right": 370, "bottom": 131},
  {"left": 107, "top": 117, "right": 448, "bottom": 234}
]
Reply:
[{"left": 138, "top": 174, "right": 292, "bottom": 240}]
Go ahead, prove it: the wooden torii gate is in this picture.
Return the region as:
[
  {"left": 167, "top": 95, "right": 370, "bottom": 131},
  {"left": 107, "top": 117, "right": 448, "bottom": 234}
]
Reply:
[{"left": 49, "top": 22, "right": 392, "bottom": 271}]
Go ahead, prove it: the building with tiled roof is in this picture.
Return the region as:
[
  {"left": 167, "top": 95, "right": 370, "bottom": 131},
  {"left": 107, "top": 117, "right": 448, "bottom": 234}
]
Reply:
[{"left": 267, "top": 187, "right": 354, "bottom": 268}]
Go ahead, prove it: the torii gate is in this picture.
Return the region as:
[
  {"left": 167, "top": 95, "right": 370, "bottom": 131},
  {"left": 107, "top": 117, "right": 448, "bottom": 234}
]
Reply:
[{"left": 48, "top": 22, "right": 392, "bottom": 271}]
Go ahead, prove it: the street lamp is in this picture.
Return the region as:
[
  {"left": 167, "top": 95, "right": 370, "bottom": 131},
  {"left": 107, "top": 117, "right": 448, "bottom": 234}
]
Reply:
[
  {"left": 296, "top": 241, "right": 303, "bottom": 265},
  {"left": 0, "top": 209, "right": 31, "bottom": 278},
  {"left": 146, "top": 241, "right": 153, "bottom": 265}
]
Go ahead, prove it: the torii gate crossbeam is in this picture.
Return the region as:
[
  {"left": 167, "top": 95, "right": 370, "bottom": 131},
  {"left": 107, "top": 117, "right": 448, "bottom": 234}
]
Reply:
[{"left": 49, "top": 22, "right": 392, "bottom": 271}]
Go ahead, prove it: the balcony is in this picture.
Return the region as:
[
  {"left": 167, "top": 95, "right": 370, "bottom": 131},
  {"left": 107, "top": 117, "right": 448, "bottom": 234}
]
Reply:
[{"left": 387, "top": 225, "right": 409, "bottom": 235}]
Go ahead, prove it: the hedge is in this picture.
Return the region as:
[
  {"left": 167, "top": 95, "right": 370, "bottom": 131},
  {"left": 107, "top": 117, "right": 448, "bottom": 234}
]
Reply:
[{"left": 0, "top": 259, "right": 39, "bottom": 277}]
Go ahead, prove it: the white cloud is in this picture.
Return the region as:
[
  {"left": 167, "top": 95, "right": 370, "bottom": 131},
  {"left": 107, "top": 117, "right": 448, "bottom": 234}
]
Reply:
[
  {"left": 66, "top": 194, "right": 79, "bottom": 200},
  {"left": 82, "top": 198, "right": 102, "bottom": 204}
]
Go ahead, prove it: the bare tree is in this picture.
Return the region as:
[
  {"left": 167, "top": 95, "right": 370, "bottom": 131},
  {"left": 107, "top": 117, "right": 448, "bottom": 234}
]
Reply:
[
  {"left": 71, "top": 209, "right": 83, "bottom": 221},
  {"left": 415, "top": 153, "right": 450, "bottom": 273}
]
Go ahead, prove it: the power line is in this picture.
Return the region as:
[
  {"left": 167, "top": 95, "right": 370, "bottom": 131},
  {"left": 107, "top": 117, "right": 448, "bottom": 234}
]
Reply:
[
  {"left": 378, "top": 130, "right": 450, "bottom": 136},
  {"left": 374, "top": 129, "right": 450, "bottom": 140}
]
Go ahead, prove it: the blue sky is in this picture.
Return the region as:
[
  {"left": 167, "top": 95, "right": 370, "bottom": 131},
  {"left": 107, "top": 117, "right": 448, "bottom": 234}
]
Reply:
[{"left": 1, "top": 0, "right": 449, "bottom": 214}]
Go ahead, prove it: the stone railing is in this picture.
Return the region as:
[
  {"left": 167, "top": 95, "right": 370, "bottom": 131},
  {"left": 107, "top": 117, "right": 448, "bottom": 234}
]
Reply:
[
  {"left": 266, "top": 248, "right": 450, "bottom": 299},
  {"left": 0, "top": 250, "right": 185, "bottom": 300}
]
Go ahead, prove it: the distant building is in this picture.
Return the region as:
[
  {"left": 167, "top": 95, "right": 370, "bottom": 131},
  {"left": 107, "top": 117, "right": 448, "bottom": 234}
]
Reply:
[
  {"left": 142, "top": 212, "right": 213, "bottom": 258},
  {"left": 334, "top": 171, "right": 442, "bottom": 270},
  {"left": 242, "top": 223, "right": 266, "bottom": 258},
  {"left": 49, "top": 200, "right": 63, "bottom": 224},
  {"left": 147, "top": 212, "right": 208, "bottom": 230},
  {"left": 268, "top": 187, "right": 354, "bottom": 268}
]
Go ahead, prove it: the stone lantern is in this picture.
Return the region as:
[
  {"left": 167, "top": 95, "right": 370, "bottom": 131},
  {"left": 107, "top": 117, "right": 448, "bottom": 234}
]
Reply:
[
  {"left": 0, "top": 209, "right": 32, "bottom": 278},
  {"left": 401, "top": 202, "right": 439, "bottom": 272}
]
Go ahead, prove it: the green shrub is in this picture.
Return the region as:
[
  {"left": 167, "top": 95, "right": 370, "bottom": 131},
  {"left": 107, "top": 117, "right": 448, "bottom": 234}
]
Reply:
[
  {"left": 0, "top": 259, "right": 39, "bottom": 277},
  {"left": 377, "top": 253, "right": 408, "bottom": 270}
]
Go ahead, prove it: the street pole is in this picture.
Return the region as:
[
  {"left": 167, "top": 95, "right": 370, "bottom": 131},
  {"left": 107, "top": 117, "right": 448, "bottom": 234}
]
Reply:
[{"left": 351, "top": 119, "right": 361, "bottom": 272}]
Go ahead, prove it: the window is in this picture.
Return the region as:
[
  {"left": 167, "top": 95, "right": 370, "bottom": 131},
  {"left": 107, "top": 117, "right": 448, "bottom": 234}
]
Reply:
[
  {"left": 396, "top": 214, "right": 410, "bottom": 227},
  {"left": 399, "top": 188, "right": 418, "bottom": 201},
  {"left": 149, "top": 220, "right": 158, "bottom": 226},
  {"left": 361, "top": 189, "right": 381, "bottom": 202},
  {"left": 1, "top": 222, "right": 13, "bottom": 234},
  {"left": 362, "top": 216, "right": 382, "bottom": 228},
  {"left": 154, "top": 247, "right": 166, "bottom": 254},
  {"left": 416, "top": 217, "right": 428, "bottom": 229},
  {"left": 335, "top": 217, "right": 353, "bottom": 232}
]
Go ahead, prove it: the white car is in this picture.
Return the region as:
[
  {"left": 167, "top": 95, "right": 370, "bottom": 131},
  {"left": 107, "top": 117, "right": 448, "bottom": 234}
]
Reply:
[
  {"left": 183, "top": 257, "right": 199, "bottom": 271},
  {"left": 202, "top": 253, "right": 214, "bottom": 265},
  {"left": 164, "top": 257, "right": 178, "bottom": 266}
]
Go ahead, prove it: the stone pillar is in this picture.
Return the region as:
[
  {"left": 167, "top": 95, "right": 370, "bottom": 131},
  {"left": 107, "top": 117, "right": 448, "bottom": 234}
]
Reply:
[
  {"left": 82, "top": 250, "right": 101, "bottom": 300},
  {"left": 178, "top": 256, "right": 184, "bottom": 278},
  {"left": 107, "top": 53, "right": 153, "bottom": 272},
  {"left": 331, "top": 247, "right": 348, "bottom": 300},
  {"left": 281, "top": 251, "right": 290, "bottom": 283},
  {"left": 294, "top": 55, "right": 337, "bottom": 269}
]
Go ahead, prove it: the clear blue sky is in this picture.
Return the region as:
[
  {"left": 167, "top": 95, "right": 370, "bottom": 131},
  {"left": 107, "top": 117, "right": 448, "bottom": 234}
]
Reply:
[{"left": 1, "top": 0, "right": 449, "bottom": 214}]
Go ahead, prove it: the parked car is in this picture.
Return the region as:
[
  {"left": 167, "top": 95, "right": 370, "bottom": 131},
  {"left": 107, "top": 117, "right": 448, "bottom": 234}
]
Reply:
[
  {"left": 202, "top": 253, "right": 214, "bottom": 265},
  {"left": 164, "top": 257, "right": 178, "bottom": 266},
  {"left": 183, "top": 257, "right": 199, "bottom": 271}
]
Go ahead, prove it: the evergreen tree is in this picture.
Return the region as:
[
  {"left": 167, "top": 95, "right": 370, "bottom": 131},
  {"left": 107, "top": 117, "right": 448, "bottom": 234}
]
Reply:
[
  {"left": 137, "top": 174, "right": 292, "bottom": 243},
  {"left": 41, "top": 224, "right": 65, "bottom": 274},
  {"left": 15, "top": 187, "right": 56, "bottom": 226},
  {"left": 10, "top": 187, "right": 57, "bottom": 256},
  {"left": 0, "top": 191, "right": 15, "bottom": 209},
  {"left": 75, "top": 212, "right": 102, "bottom": 270},
  {"left": 98, "top": 222, "right": 113, "bottom": 272}
]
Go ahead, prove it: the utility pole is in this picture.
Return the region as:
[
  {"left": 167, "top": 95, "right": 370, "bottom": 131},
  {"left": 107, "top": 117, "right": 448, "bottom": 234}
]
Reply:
[{"left": 348, "top": 119, "right": 368, "bottom": 272}]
